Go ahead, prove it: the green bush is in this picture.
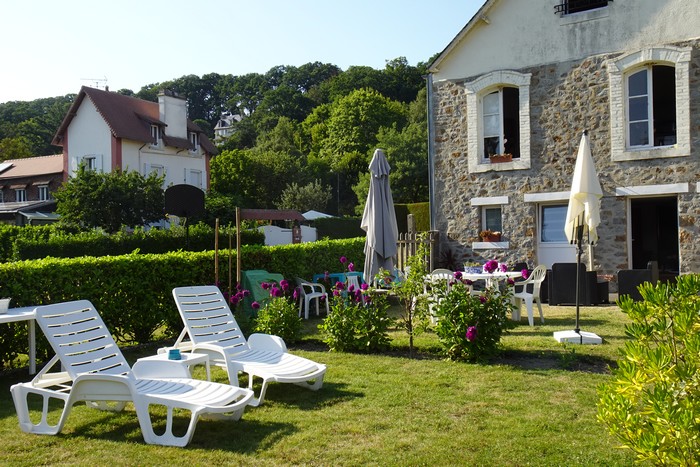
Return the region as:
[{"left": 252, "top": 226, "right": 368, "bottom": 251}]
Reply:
[
  {"left": 253, "top": 279, "right": 303, "bottom": 343},
  {"left": 597, "top": 275, "right": 700, "bottom": 465},
  {"left": 433, "top": 274, "right": 514, "bottom": 362},
  {"left": 319, "top": 283, "right": 393, "bottom": 353}
]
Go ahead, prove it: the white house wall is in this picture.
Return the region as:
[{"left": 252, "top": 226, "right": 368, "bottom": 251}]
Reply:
[
  {"left": 433, "top": 0, "right": 700, "bottom": 81},
  {"left": 66, "top": 98, "right": 112, "bottom": 174},
  {"left": 120, "top": 140, "right": 208, "bottom": 189}
]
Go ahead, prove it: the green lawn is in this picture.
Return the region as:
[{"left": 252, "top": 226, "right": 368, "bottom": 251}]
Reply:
[{"left": 0, "top": 302, "right": 636, "bottom": 466}]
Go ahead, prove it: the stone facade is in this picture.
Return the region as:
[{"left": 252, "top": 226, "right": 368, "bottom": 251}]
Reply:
[{"left": 430, "top": 39, "right": 700, "bottom": 290}]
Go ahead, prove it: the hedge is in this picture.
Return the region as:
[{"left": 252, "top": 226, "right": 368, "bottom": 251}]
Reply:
[{"left": 0, "top": 237, "right": 365, "bottom": 370}]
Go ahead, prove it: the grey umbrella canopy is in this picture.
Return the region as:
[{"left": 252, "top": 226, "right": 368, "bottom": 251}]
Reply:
[{"left": 361, "top": 149, "right": 399, "bottom": 284}]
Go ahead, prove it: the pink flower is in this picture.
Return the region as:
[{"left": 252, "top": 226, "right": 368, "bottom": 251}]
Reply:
[
  {"left": 454, "top": 271, "right": 463, "bottom": 280},
  {"left": 293, "top": 288, "right": 299, "bottom": 300},
  {"left": 335, "top": 281, "right": 345, "bottom": 290},
  {"left": 361, "top": 283, "right": 369, "bottom": 291},
  {"left": 507, "top": 278, "right": 515, "bottom": 286},
  {"left": 251, "top": 301, "right": 260, "bottom": 310},
  {"left": 333, "top": 289, "right": 340, "bottom": 297},
  {"left": 340, "top": 256, "right": 347, "bottom": 264},
  {"left": 466, "top": 326, "right": 478, "bottom": 342},
  {"left": 348, "top": 262, "right": 355, "bottom": 272},
  {"left": 479, "top": 295, "right": 486, "bottom": 303},
  {"left": 271, "top": 286, "right": 282, "bottom": 297},
  {"left": 465, "top": 279, "right": 474, "bottom": 286},
  {"left": 348, "top": 284, "right": 355, "bottom": 292},
  {"left": 483, "top": 260, "right": 498, "bottom": 274},
  {"left": 280, "top": 279, "right": 289, "bottom": 291},
  {"left": 521, "top": 269, "right": 529, "bottom": 279},
  {"left": 498, "top": 262, "right": 508, "bottom": 273},
  {"left": 261, "top": 282, "right": 270, "bottom": 290},
  {"left": 242, "top": 289, "right": 250, "bottom": 297}
]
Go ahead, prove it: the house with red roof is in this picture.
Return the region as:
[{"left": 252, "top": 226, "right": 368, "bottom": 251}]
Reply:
[
  {"left": 0, "top": 154, "right": 63, "bottom": 224},
  {"left": 52, "top": 87, "right": 217, "bottom": 191}
]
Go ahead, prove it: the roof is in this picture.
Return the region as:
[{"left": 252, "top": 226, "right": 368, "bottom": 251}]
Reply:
[
  {"left": 0, "top": 154, "right": 63, "bottom": 180},
  {"left": 52, "top": 86, "right": 217, "bottom": 155},
  {"left": 0, "top": 199, "right": 56, "bottom": 215},
  {"left": 303, "top": 210, "right": 333, "bottom": 220}
]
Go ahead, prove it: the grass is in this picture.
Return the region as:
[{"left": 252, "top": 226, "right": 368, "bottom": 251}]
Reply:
[{"left": 0, "top": 302, "right": 636, "bottom": 466}]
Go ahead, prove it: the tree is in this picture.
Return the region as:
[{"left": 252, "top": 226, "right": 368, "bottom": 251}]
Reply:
[
  {"left": 54, "top": 165, "right": 165, "bottom": 232},
  {"left": 276, "top": 179, "right": 332, "bottom": 213}
]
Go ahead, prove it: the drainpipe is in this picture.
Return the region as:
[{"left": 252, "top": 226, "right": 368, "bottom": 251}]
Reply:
[{"left": 426, "top": 73, "right": 436, "bottom": 231}]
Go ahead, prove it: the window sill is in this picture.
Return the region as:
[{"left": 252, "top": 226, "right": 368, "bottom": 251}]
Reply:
[
  {"left": 473, "top": 241, "right": 510, "bottom": 250},
  {"left": 473, "top": 159, "right": 529, "bottom": 173},
  {"left": 612, "top": 145, "right": 689, "bottom": 162}
]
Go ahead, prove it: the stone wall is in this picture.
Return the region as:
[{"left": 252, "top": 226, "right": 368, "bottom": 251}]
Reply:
[{"left": 430, "top": 39, "right": 700, "bottom": 290}]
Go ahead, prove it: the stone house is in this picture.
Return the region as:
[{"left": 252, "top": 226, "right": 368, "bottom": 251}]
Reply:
[
  {"left": 53, "top": 87, "right": 217, "bottom": 191},
  {"left": 0, "top": 154, "right": 63, "bottom": 224},
  {"left": 427, "top": 0, "right": 700, "bottom": 287}
]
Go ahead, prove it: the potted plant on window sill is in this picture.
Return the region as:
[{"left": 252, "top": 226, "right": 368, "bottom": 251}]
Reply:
[
  {"left": 480, "top": 230, "right": 502, "bottom": 242},
  {"left": 489, "top": 153, "right": 513, "bottom": 163}
]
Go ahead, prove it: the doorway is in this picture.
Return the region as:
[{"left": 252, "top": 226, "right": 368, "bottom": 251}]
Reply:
[{"left": 630, "top": 197, "right": 679, "bottom": 281}]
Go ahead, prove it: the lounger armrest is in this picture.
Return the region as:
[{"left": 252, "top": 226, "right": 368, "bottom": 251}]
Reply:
[
  {"left": 132, "top": 360, "right": 191, "bottom": 379},
  {"left": 248, "top": 333, "right": 287, "bottom": 353}
]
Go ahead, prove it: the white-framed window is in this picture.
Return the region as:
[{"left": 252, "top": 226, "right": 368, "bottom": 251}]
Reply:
[
  {"left": 189, "top": 131, "right": 199, "bottom": 152},
  {"left": 0, "top": 191, "right": 4, "bottom": 203},
  {"left": 38, "top": 185, "right": 49, "bottom": 201},
  {"left": 84, "top": 156, "right": 97, "bottom": 171},
  {"left": 540, "top": 204, "right": 569, "bottom": 243},
  {"left": 151, "top": 124, "right": 162, "bottom": 147},
  {"left": 482, "top": 87, "right": 520, "bottom": 159},
  {"left": 626, "top": 65, "right": 676, "bottom": 148},
  {"left": 555, "top": 0, "right": 611, "bottom": 16},
  {"left": 607, "top": 46, "right": 691, "bottom": 162},
  {"left": 15, "top": 189, "right": 27, "bottom": 202},
  {"left": 145, "top": 163, "right": 166, "bottom": 187},
  {"left": 465, "top": 70, "right": 531, "bottom": 173},
  {"left": 482, "top": 206, "right": 503, "bottom": 233},
  {"left": 186, "top": 169, "right": 202, "bottom": 189}
]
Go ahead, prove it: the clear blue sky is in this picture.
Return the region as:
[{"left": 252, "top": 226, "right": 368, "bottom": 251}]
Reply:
[{"left": 0, "top": 1, "right": 482, "bottom": 104}]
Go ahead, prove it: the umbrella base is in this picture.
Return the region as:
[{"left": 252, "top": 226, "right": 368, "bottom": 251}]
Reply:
[{"left": 553, "top": 329, "right": 602, "bottom": 345}]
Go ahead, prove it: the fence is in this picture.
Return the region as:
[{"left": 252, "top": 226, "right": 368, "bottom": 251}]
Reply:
[{"left": 396, "top": 230, "right": 439, "bottom": 272}]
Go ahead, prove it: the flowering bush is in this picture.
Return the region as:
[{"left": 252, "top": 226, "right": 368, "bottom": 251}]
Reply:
[
  {"left": 223, "top": 284, "right": 254, "bottom": 335},
  {"left": 433, "top": 273, "right": 514, "bottom": 362},
  {"left": 319, "top": 256, "right": 393, "bottom": 352},
  {"left": 254, "top": 278, "right": 303, "bottom": 343}
]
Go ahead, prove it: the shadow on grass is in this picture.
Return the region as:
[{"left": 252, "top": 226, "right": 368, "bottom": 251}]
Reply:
[{"left": 495, "top": 348, "right": 617, "bottom": 374}]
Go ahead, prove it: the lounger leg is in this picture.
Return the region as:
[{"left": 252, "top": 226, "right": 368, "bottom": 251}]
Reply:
[{"left": 10, "top": 383, "right": 73, "bottom": 436}]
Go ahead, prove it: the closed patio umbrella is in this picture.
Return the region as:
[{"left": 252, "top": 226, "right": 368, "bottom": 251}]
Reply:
[
  {"left": 555, "top": 131, "right": 603, "bottom": 344},
  {"left": 361, "top": 149, "right": 399, "bottom": 285}
]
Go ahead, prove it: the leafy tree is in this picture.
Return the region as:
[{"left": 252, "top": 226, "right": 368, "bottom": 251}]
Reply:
[
  {"left": 0, "top": 137, "right": 33, "bottom": 160},
  {"left": 54, "top": 165, "right": 165, "bottom": 233},
  {"left": 276, "top": 179, "right": 332, "bottom": 213}
]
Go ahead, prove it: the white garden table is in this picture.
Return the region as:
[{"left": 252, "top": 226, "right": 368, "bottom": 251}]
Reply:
[{"left": 0, "top": 306, "right": 38, "bottom": 374}]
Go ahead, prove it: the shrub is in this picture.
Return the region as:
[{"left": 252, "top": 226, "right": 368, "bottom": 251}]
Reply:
[
  {"left": 254, "top": 279, "right": 303, "bottom": 343},
  {"left": 433, "top": 273, "right": 514, "bottom": 362},
  {"left": 597, "top": 274, "right": 700, "bottom": 465},
  {"left": 319, "top": 280, "right": 393, "bottom": 353}
]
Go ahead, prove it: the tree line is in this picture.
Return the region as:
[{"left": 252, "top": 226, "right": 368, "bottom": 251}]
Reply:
[{"left": 0, "top": 56, "right": 432, "bottom": 218}]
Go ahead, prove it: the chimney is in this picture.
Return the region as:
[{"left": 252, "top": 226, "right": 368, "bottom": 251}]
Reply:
[{"left": 158, "top": 90, "right": 188, "bottom": 139}]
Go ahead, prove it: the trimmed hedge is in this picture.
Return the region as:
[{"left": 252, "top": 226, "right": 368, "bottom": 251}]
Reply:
[
  {"left": 0, "top": 237, "right": 365, "bottom": 369},
  {"left": 395, "top": 202, "right": 430, "bottom": 233},
  {"left": 2, "top": 224, "right": 265, "bottom": 261}
]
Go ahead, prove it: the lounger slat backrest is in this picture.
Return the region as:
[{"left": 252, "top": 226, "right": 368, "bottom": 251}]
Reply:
[
  {"left": 173, "top": 286, "right": 249, "bottom": 349},
  {"left": 35, "top": 301, "right": 131, "bottom": 378}
]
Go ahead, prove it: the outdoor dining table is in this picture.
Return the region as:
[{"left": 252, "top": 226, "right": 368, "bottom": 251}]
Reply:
[
  {"left": 0, "top": 306, "right": 38, "bottom": 374},
  {"left": 460, "top": 271, "right": 523, "bottom": 289}
]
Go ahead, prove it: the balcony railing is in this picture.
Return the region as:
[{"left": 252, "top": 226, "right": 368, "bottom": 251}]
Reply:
[{"left": 554, "top": 0, "right": 611, "bottom": 16}]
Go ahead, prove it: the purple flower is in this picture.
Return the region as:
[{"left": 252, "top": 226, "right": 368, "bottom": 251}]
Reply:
[
  {"left": 280, "top": 279, "right": 289, "bottom": 291},
  {"left": 479, "top": 295, "right": 486, "bottom": 303},
  {"left": 348, "top": 284, "right": 355, "bottom": 292},
  {"left": 521, "top": 269, "right": 529, "bottom": 280},
  {"left": 361, "top": 283, "right": 369, "bottom": 291},
  {"left": 465, "top": 279, "right": 474, "bottom": 286},
  {"left": 335, "top": 281, "right": 345, "bottom": 290},
  {"left": 483, "top": 260, "right": 498, "bottom": 274},
  {"left": 293, "top": 288, "right": 299, "bottom": 300},
  {"left": 333, "top": 289, "right": 340, "bottom": 297},
  {"left": 355, "top": 289, "right": 362, "bottom": 301},
  {"left": 466, "top": 326, "right": 478, "bottom": 342},
  {"left": 242, "top": 289, "right": 250, "bottom": 297},
  {"left": 348, "top": 262, "right": 355, "bottom": 272},
  {"left": 499, "top": 262, "right": 508, "bottom": 273},
  {"left": 454, "top": 271, "right": 463, "bottom": 280},
  {"left": 271, "top": 286, "right": 282, "bottom": 297},
  {"left": 507, "top": 278, "right": 515, "bottom": 286},
  {"left": 340, "top": 256, "right": 347, "bottom": 264},
  {"left": 261, "top": 282, "right": 270, "bottom": 290},
  {"left": 251, "top": 301, "right": 260, "bottom": 310}
]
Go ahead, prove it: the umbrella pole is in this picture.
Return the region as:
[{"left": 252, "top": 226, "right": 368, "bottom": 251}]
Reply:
[{"left": 575, "top": 220, "right": 584, "bottom": 339}]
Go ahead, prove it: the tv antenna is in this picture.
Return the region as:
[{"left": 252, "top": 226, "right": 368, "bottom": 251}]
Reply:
[{"left": 81, "top": 76, "right": 108, "bottom": 89}]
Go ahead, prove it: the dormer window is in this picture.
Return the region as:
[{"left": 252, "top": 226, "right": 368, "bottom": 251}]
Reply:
[
  {"left": 554, "top": 0, "right": 611, "bottom": 16},
  {"left": 189, "top": 131, "right": 199, "bottom": 152},
  {"left": 151, "top": 124, "right": 162, "bottom": 147}
]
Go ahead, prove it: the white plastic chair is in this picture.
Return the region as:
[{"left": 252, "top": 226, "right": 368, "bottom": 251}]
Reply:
[
  {"left": 172, "top": 285, "right": 326, "bottom": 406},
  {"left": 10, "top": 300, "right": 253, "bottom": 447},
  {"left": 296, "top": 278, "right": 330, "bottom": 319},
  {"left": 512, "top": 265, "right": 547, "bottom": 326}
]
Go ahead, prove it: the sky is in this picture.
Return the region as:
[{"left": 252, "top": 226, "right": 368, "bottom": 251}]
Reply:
[{"left": 0, "top": 1, "right": 482, "bottom": 104}]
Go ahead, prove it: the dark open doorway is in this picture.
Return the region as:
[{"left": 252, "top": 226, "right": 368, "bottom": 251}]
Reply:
[{"left": 630, "top": 196, "right": 679, "bottom": 281}]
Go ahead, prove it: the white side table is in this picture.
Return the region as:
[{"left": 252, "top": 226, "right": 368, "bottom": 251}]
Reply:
[{"left": 137, "top": 352, "right": 211, "bottom": 380}]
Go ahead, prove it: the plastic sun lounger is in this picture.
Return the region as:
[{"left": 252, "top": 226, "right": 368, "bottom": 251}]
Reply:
[
  {"left": 172, "top": 285, "right": 326, "bottom": 406},
  {"left": 10, "top": 300, "right": 253, "bottom": 447}
]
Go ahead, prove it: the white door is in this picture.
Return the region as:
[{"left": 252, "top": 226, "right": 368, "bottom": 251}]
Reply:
[{"left": 537, "top": 204, "right": 576, "bottom": 268}]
